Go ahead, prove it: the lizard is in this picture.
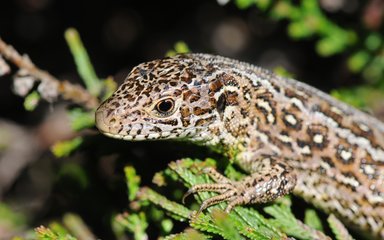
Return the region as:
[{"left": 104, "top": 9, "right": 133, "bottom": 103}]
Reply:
[{"left": 95, "top": 53, "right": 384, "bottom": 239}]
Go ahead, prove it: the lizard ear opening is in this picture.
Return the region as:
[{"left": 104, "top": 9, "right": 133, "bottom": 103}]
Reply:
[{"left": 216, "top": 93, "right": 226, "bottom": 115}]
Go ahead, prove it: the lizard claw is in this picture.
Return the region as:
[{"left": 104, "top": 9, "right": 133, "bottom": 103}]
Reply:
[
  {"left": 182, "top": 188, "right": 195, "bottom": 204},
  {"left": 182, "top": 158, "right": 296, "bottom": 214}
]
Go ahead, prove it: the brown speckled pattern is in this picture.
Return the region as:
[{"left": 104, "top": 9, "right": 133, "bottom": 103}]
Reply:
[{"left": 96, "top": 54, "right": 384, "bottom": 238}]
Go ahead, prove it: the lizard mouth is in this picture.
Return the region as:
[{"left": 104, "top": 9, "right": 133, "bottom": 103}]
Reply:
[
  {"left": 95, "top": 105, "right": 203, "bottom": 141},
  {"left": 102, "top": 131, "right": 172, "bottom": 141},
  {"left": 95, "top": 108, "right": 175, "bottom": 141},
  {"left": 95, "top": 108, "right": 118, "bottom": 134}
]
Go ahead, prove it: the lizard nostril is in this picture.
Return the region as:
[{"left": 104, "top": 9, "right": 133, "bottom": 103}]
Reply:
[
  {"left": 110, "top": 118, "right": 116, "bottom": 125},
  {"left": 95, "top": 109, "right": 110, "bottom": 133}
]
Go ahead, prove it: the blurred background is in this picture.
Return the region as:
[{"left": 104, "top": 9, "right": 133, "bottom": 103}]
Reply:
[{"left": 0, "top": 0, "right": 383, "bottom": 239}]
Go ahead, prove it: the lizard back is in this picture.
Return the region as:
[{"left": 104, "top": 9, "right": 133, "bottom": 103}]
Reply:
[{"left": 95, "top": 53, "right": 384, "bottom": 238}]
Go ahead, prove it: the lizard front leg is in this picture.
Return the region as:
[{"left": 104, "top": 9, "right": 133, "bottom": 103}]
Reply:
[{"left": 183, "top": 155, "right": 297, "bottom": 213}]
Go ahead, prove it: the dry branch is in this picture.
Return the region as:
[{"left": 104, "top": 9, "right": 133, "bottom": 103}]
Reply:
[{"left": 0, "top": 38, "right": 99, "bottom": 109}]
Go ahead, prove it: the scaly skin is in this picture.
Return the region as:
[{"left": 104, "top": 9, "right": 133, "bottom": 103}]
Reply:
[{"left": 95, "top": 54, "right": 384, "bottom": 238}]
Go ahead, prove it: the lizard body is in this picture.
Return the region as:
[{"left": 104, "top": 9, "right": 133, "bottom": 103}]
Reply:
[{"left": 95, "top": 54, "right": 384, "bottom": 238}]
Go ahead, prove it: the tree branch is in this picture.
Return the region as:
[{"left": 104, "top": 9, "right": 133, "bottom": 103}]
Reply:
[{"left": 0, "top": 38, "right": 99, "bottom": 109}]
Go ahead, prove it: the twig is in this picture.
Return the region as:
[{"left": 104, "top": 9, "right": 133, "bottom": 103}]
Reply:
[
  {"left": 0, "top": 54, "right": 10, "bottom": 76},
  {"left": 295, "top": 218, "right": 332, "bottom": 240},
  {"left": 0, "top": 38, "right": 99, "bottom": 109},
  {"left": 328, "top": 214, "right": 354, "bottom": 240},
  {"left": 63, "top": 213, "right": 97, "bottom": 240}
]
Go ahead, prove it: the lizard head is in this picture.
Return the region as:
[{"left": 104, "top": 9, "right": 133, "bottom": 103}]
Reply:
[{"left": 95, "top": 54, "right": 223, "bottom": 142}]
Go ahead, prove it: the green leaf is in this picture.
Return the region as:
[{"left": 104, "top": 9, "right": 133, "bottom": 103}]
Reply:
[
  {"left": 363, "top": 55, "right": 384, "bottom": 84},
  {"left": 288, "top": 21, "right": 315, "bottom": 39},
  {"left": 223, "top": 163, "right": 244, "bottom": 181},
  {"left": 101, "top": 76, "right": 118, "bottom": 100},
  {"left": 232, "top": 207, "right": 283, "bottom": 239},
  {"left": 48, "top": 222, "right": 70, "bottom": 237},
  {"left": 161, "top": 218, "right": 174, "bottom": 233},
  {"left": 189, "top": 200, "right": 283, "bottom": 239},
  {"left": 138, "top": 187, "right": 191, "bottom": 221},
  {"left": 68, "top": 108, "right": 95, "bottom": 131},
  {"left": 0, "top": 203, "right": 26, "bottom": 228},
  {"left": 234, "top": 0, "right": 256, "bottom": 9},
  {"left": 365, "top": 33, "right": 382, "bottom": 51},
  {"left": 35, "top": 226, "right": 77, "bottom": 240},
  {"left": 64, "top": 28, "right": 101, "bottom": 96},
  {"left": 125, "top": 166, "right": 141, "bottom": 201},
  {"left": 273, "top": 66, "right": 295, "bottom": 79},
  {"left": 270, "top": 0, "right": 356, "bottom": 56},
  {"left": 62, "top": 213, "right": 96, "bottom": 240},
  {"left": 115, "top": 212, "right": 148, "bottom": 240},
  {"left": 331, "top": 86, "right": 376, "bottom": 109},
  {"left": 348, "top": 51, "right": 370, "bottom": 73},
  {"left": 51, "top": 137, "right": 83, "bottom": 158},
  {"left": 255, "top": 0, "right": 271, "bottom": 10},
  {"left": 264, "top": 201, "right": 329, "bottom": 240},
  {"left": 111, "top": 213, "right": 125, "bottom": 239},
  {"left": 190, "top": 212, "right": 227, "bottom": 237},
  {"left": 271, "top": 1, "right": 298, "bottom": 19},
  {"left": 167, "top": 159, "right": 286, "bottom": 239},
  {"left": 304, "top": 209, "right": 323, "bottom": 231},
  {"left": 174, "top": 41, "right": 190, "bottom": 54},
  {"left": 162, "top": 229, "right": 207, "bottom": 240},
  {"left": 316, "top": 36, "right": 344, "bottom": 56},
  {"left": 23, "top": 91, "right": 40, "bottom": 111},
  {"left": 211, "top": 209, "right": 243, "bottom": 240},
  {"left": 166, "top": 41, "right": 190, "bottom": 57},
  {"left": 130, "top": 158, "right": 333, "bottom": 239},
  {"left": 327, "top": 214, "right": 353, "bottom": 240},
  {"left": 152, "top": 171, "right": 167, "bottom": 187}
]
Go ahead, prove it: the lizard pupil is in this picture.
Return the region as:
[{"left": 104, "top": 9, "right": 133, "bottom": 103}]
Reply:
[{"left": 156, "top": 99, "right": 174, "bottom": 114}]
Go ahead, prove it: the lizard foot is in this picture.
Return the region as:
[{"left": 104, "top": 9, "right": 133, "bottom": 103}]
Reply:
[{"left": 183, "top": 157, "right": 297, "bottom": 214}]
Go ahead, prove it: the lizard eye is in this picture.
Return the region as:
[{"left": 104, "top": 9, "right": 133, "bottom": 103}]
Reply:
[{"left": 155, "top": 98, "right": 175, "bottom": 116}]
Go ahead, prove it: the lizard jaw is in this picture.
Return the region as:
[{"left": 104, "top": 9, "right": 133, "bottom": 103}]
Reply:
[
  {"left": 101, "top": 131, "right": 172, "bottom": 141},
  {"left": 95, "top": 107, "right": 175, "bottom": 140}
]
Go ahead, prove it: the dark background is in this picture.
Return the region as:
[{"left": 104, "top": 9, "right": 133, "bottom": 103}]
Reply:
[
  {"left": 0, "top": 0, "right": 355, "bottom": 125},
  {"left": 0, "top": 0, "right": 365, "bottom": 239}
]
